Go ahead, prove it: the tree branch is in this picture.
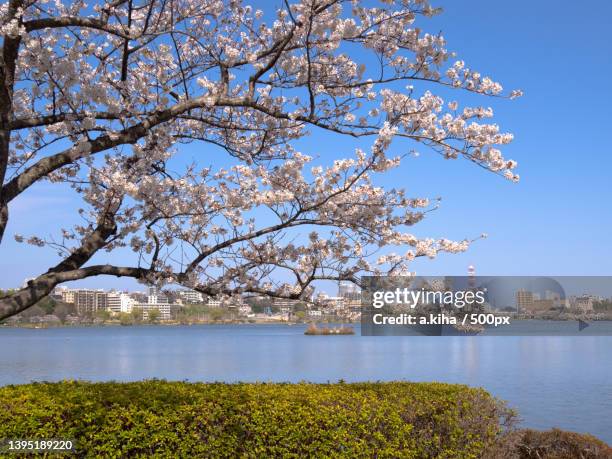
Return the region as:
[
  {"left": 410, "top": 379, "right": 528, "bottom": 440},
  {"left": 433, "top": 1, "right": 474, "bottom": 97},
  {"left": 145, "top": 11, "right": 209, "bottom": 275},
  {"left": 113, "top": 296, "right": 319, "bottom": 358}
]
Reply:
[
  {"left": 0, "top": 264, "right": 147, "bottom": 321},
  {"left": 0, "top": 196, "right": 121, "bottom": 320},
  {"left": 23, "top": 16, "right": 130, "bottom": 39}
]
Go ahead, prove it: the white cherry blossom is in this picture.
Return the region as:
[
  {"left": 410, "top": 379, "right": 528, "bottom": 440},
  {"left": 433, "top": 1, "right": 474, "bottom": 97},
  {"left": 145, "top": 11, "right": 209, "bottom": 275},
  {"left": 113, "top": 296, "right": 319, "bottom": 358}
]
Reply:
[{"left": 0, "top": 0, "right": 520, "bottom": 319}]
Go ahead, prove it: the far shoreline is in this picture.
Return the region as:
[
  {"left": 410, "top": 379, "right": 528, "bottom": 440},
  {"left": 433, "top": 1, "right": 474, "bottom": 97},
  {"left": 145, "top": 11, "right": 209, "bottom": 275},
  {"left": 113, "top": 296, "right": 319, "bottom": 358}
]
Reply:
[{"left": 3, "top": 318, "right": 612, "bottom": 333}]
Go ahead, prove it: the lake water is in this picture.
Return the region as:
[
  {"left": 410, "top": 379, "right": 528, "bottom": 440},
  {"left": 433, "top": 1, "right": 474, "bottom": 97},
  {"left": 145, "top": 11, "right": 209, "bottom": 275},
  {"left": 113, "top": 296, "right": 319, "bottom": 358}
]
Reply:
[{"left": 1, "top": 324, "right": 611, "bottom": 442}]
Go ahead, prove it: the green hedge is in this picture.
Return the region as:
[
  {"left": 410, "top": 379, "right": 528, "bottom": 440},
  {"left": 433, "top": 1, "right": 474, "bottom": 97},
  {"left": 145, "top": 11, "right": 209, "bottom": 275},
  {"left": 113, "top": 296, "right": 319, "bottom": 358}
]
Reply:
[{"left": 0, "top": 380, "right": 513, "bottom": 458}]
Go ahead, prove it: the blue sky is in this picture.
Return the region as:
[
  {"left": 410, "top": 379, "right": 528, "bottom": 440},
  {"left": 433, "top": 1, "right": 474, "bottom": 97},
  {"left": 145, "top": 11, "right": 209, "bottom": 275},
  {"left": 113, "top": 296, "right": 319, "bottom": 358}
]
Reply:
[{"left": 2, "top": 0, "right": 611, "bottom": 292}]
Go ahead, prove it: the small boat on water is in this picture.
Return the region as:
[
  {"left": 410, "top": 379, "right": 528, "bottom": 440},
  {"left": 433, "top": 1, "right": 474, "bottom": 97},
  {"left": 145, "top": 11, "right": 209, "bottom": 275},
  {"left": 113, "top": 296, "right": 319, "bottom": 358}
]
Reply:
[{"left": 304, "top": 323, "right": 355, "bottom": 335}]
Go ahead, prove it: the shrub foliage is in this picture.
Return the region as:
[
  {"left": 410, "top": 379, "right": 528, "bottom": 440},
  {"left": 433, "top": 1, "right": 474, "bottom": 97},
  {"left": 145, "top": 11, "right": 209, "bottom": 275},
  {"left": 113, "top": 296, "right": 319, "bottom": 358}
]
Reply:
[{"left": 0, "top": 380, "right": 514, "bottom": 458}]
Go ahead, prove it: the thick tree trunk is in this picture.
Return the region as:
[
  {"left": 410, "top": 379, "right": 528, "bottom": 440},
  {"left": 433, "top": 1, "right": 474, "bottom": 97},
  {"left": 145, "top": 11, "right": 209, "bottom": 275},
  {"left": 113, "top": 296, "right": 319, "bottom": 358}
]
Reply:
[
  {"left": 0, "top": 1, "right": 25, "bottom": 242},
  {"left": 0, "top": 202, "right": 7, "bottom": 243}
]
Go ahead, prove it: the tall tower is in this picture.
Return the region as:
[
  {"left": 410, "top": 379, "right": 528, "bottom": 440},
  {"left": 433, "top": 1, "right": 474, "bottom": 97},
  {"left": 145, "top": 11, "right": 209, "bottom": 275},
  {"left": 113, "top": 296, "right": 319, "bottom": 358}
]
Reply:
[
  {"left": 468, "top": 265, "right": 476, "bottom": 290},
  {"left": 467, "top": 265, "right": 477, "bottom": 311}
]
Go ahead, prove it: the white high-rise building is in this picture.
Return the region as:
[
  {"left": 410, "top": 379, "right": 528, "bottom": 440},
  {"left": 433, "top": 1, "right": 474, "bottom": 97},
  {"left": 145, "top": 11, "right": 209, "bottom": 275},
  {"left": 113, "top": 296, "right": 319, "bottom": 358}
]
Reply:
[
  {"left": 338, "top": 281, "right": 360, "bottom": 300},
  {"left": 106, "top": 292, "right": 135, "bottom": 314},
  {"left": 147, "top": 286, "right": 168, "bottom": 304},
  {"left": 107, "top": 292, "right": 122, "bottom": 313},
  {"left": 206, "top": 298, "right": 222, "bottom": 308},
  {"left": 120, "top": 293, "right": 135, "bottom": 313},
  {"left": 178, "top": 289, "right": 204, "bottom": 304},
  {"left": 132, "top": 302, "right": 172, "bottom": 320}
]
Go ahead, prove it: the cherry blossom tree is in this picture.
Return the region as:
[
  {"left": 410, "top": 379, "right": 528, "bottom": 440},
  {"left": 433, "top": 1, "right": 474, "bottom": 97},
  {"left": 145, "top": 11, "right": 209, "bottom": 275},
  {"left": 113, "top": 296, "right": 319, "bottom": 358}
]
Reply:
[{"left": 0, "top": 0, "right": 521, "bottom": 320}]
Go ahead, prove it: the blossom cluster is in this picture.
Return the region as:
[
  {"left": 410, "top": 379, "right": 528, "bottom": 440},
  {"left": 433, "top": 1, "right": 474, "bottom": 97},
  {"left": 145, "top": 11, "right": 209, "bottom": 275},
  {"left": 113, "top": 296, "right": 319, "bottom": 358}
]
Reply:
[{"left": 2, "top": 0, "right": 521, "bottom": 303}]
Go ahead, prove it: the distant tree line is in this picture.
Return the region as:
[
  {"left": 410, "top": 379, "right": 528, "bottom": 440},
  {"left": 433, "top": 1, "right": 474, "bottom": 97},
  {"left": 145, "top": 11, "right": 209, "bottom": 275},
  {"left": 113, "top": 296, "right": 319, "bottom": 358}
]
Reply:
[
  {"left": 0, "top": 290, "right": 76, "bottom": 323},
  {"left": 593, "top": 300, "right": 612, "bottom": 312}
]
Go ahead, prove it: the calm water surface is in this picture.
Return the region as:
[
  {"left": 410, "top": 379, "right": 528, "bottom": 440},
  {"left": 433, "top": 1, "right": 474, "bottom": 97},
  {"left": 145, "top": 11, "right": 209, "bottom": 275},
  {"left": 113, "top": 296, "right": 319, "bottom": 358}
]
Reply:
[{"left": 1, "top": 324, "right": 611, "bottom": 442}]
